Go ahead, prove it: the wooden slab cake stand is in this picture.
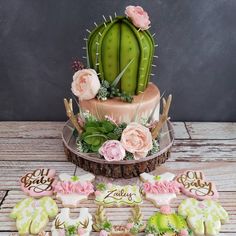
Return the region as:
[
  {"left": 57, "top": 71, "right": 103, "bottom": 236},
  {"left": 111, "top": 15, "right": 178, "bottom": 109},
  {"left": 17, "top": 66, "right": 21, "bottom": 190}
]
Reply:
[{"left": 62, "top": 120, "right": 174, "bottom": 178}]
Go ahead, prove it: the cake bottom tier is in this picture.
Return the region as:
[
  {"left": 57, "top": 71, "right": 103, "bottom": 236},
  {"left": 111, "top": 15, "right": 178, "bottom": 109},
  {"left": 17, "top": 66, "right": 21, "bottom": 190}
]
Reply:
[{"left": 79, "top": 83, "right": 160, "bottom": 123}]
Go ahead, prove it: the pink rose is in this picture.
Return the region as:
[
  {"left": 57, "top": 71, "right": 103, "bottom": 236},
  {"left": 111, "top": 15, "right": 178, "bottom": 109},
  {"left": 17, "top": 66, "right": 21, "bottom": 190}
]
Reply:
[
  {"left": 126, "top": 222, "right": 134, "bottom": 230},
  {"left": 179, "top": 229, "right": 189, "bottom": 236},
  {"left": 99, "top": 140, "right": 126, "bottom": 162},
  {"left": 125, "top": 6, "right": 151, "bottom": 30},
  {"left": 99, "top": 230, "right": 108, "bottom": 236},
  {"left": 160, "top": 205, "right": 172, "bottom": 215},
  {"left": 121, "top": 123, "right": 153, "bottom": 159},
  {"left": 71, "top": 69, "right": 101, "bottom": 100}
]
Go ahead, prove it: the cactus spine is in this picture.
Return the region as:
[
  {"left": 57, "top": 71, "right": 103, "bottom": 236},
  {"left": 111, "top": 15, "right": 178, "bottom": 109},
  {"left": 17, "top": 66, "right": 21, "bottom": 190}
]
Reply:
[{"left": 87, "top": 16, "right": 155, "bottom": 95}]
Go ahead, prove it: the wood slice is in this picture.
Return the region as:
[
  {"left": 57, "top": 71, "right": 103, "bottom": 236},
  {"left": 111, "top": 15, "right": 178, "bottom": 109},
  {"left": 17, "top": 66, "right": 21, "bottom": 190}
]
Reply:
[{"left": 62, "top": 120, "right": 174, "bottom": 178}]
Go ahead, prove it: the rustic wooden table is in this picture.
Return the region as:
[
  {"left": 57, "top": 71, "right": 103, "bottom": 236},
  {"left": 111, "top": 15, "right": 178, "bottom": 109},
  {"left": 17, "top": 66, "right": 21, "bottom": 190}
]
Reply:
[{"left": 0, "top": 122, "right": 235, "bottom": 235}]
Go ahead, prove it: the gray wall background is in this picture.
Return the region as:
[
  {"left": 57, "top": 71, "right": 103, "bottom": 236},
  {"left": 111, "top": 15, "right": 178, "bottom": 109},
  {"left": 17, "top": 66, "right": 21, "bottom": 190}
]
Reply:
[{"left": 0, "top": 0, "right": 236, "bottom": 121}]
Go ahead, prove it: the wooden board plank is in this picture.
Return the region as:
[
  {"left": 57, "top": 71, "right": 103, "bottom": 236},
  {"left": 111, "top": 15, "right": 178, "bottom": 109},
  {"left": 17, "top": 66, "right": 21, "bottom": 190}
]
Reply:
[
  {"left": 0, "top": 161, "right": 235, "bottom": 191},
  {"left": 1, "top": 138, "right": 235, "bottom": 162},
  {"left": 0, "top": 138, "right": 67, "bottom": 161},
  {"left": 0, "top": 191, "right": 235, "bottom": 233},
  {"left": 172, "top": 122, "right": 190, "bottom": 139},
  {"left": 0, "top": 122, "right": 64, "bottom": 139},
  {"left": 171, "top": 139, "right": 236, "bottom": 161},
  {"left": 186, "top": 122, "right": 236, "bottom": 140},
  {"left": 0, "top": 191, "right": 7, "bottom": 206}
]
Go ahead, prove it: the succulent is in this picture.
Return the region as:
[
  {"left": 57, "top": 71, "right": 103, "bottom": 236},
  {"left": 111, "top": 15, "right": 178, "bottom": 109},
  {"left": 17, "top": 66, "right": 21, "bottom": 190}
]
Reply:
[{"left": 87, "top": 16, "right": 155, "bottom": 95}]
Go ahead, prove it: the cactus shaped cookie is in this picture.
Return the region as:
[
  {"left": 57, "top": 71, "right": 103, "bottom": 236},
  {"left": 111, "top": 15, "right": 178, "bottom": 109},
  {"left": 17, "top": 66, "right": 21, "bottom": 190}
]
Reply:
[
  {"left": 145, "top": 206, "right": 190, "bottom": 236},
  {"left": 87, "top": 14, "right": 155, "bottom": 95},
  {"left": 95, "top": 182, "right": 142, "bottom": 206},
  {"left": 140, "top": 172, "right": 181, "bottom": 207},
  {"left": 54, "top": 173, "right": 95, "bottom": 208},
  {"left": 51, "top": 208, "right": 93, "bottom": 236},
  {"left": 178, "top": 198, "right": 228, "bottom": 236},
  {"left": 20, "top": 168, "right": 56, "bottom": 197},
  {"left": 176, "top": 170, "right": 219, "bottom": 200},
  {"left": 10, "top": 196, "right": 58, "bottom": 235}
]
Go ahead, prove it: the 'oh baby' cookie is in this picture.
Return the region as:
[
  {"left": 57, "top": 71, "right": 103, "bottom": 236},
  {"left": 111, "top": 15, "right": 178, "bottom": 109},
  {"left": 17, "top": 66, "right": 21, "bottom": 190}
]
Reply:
[
  {"left": 54, "top": 173, "right": 95, "bottom": 208},
  {"left": 95, "top": 183, "right": 142, "bottom": 206},
  {"left": 140, "top": 172, "right": 180, "bottom": 207},
  {"left": 51, "top": 208, "right": 93, "bottom": 236},
  {"left": 178, "top": 198, "right": 228, "bottom": 236},
  {"left": 176, "top": 170, "right": 219, "bottom": 200},
  {"left": 20, "top": 168, "right": 56, "bottom": 197},
  {"left": 10, "top": 196, "right": 58, "bottom": 235}
]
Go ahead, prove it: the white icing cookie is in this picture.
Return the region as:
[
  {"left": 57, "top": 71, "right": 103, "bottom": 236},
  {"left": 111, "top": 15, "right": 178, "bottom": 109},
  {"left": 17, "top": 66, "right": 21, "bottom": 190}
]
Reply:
[
  {"left": 95, "top": 183, "right": 142, "bottom": 206},
  {"left": 54, "top": 173, "right": 95, "bottom": 208},
  {"left": 140, "top": 172, "right": 180, "bottom": 207},
  {"left": 51, "top": 208, "right": 93, "bottom": 236},
  {"left": 178, "top": 198, "right": 228, "bottom": 236}
]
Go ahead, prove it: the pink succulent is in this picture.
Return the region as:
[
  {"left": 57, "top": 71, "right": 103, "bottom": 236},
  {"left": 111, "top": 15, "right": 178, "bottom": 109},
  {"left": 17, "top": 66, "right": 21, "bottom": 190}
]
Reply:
[
  {"left": 125, "top": 6, "right": 151, "bottom": 30},
  {"left": 77, "top": 228, "right": 86, "bottom": 235},
  {"left": 99, "top": 140, "right": 126, "bottom": 162},
  {"left": 126, "top": 222, "right": 134, "bottom": 230}
]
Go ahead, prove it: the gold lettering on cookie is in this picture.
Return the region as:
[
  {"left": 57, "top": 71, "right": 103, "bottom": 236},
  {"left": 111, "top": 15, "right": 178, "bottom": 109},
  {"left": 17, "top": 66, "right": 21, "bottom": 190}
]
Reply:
[
  {"left": 177, "top": 171, "right": 214, "bottom": 197},
  {"left": 21, "top": 169, "right": 54, "bottom": 193},
  {"left": 104, "top": 188, "right": 136, "bottom": 202}
]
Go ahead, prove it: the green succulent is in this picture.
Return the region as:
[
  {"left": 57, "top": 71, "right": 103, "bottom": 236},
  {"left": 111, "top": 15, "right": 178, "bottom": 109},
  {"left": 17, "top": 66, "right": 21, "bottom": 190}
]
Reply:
[{"left": 81, "top": 119, "right": 119, "bottom": 152}]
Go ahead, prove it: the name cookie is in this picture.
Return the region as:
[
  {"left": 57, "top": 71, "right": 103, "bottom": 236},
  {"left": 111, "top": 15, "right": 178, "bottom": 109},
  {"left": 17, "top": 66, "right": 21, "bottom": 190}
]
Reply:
[
  {"left": 140, "top": 172, "right": 180, "bottom": 207},
  {"left": 20, "top": 168, "right": 56, "bottom": 197},
  {"left": 51, "top": 208, "right": 93, "bottom": 236},
  {"left": 10, "top": 196, "right": 58, "bottom": 235},
  {"left": 178, "top": 198, "right": 228, "bottom": 236},
  {"left": 54, "top": 173, "right": 95, "bottom": 208},
  {"left": 176, "top": 170, "right": 219, "bottom": 200},
  {"left": 95, "top": 183, "right": 142, "bottom": 206}
]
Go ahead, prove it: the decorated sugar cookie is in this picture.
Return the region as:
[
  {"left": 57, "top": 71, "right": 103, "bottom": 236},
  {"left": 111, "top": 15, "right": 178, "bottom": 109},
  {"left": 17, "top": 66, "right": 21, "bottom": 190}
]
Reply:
[
  {"left": 95, "top": 182, "right": 142, "bottom": 206},
  {"left": 54, "top": 173, "right": 95, "bottom": 207},
  {"left": 140, "top": 172, "right": 180, "bottom": 206},
  {"left": 178, "top": 198, "right": 228, "bottom": 236},
  {"left": 10, "top": 196, "right": 58, "bottom": 235},
  {"left": 20, "top": 168, "right": 56, "bottom": 197},
  {"left": 93, "top": 205, "right": 145, "bottom": 235},
  {"left": 145, "top": 206, "right": 191, "bottom": 236},
  {"left": 51, "top": 208, "right": 93, "bottom": 236},
  {"left": 176, "top": 170, "right": 219, "bottom": 200}
]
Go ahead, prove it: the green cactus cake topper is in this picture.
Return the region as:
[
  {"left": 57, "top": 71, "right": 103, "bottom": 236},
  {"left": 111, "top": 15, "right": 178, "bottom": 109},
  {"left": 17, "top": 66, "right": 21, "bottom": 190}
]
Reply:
[{"left": 85, "top": 6, "right": 157, "bottom": 96}]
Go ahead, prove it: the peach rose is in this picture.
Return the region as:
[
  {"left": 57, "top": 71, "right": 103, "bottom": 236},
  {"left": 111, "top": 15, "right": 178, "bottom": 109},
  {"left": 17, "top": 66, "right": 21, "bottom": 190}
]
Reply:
[
  {"left": 121, "top": 122, "right": 153, "bottom": 159},
  {"left": 71, "top": 69, "right": 101, "bottom": 100},
  {"left": 125, "top": 6, "right": 151, "bottom": 30}
]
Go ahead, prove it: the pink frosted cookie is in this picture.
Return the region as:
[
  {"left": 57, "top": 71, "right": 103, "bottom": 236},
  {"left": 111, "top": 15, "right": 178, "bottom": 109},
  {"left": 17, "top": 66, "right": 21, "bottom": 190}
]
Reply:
[
  {"left": 20, "top": 168, "right": 56, "bottom": 198},
  {"left": 176, "top": 170, "right": 219, "bottom": 200},
  {"left": 140, "top": 172, "right": 181, "bottom": 207},
  {"left": 54, "top": 173, "right": 95, "bottom": 208}
]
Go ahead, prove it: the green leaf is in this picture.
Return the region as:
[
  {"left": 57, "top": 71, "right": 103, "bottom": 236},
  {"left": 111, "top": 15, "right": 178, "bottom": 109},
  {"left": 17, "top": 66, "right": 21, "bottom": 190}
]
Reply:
[
  {"left": 107, "top": 132, "right": 119, "bottom": 140},
  {"left": 91, "top": 145, "right": 100, "bottom": 152},
  {"left": 96, "top": 183, "right": 107, "bottom": 191},
  {"left": 102, "top": 120, "right": 115, "bottom": 133},
  {"left": 111, "top": 58, "right": 134, "bottom": 87},
  {"left": 85, "top": 127, "right": 100, "bottom": 133}
]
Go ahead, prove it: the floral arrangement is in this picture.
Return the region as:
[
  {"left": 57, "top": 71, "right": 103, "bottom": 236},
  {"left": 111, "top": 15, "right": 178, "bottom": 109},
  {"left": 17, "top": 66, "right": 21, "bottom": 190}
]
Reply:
[{"left": 64, "top": 5, "right": 172, "bottom": 162}]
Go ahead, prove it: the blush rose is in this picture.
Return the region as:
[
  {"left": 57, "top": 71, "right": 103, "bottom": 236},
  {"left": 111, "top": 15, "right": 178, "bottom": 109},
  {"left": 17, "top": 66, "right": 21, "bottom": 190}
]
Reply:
[
  {"left": 125, "top": 5, "right": 151, "bottom": 30},
  {"left": 99, "top": 140, "right": 126, "bottom": 162},
  {"left": 71, "top": 69, "right": 101, "bottom": 100},
  {"left": 121, "top": 122, "right": 153, "bottom": 159}
]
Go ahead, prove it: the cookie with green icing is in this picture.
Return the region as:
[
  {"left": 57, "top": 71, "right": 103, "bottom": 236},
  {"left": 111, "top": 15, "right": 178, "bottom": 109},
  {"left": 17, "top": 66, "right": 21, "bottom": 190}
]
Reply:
[
  {"left": 145, "top": 206, "right": 191, "bottom": 236},
  {"left": 178, "top": 198, "right": 228, "bottom": 236},
  {"left": 10, "top": 196, "right": 58, "bottom": 235}
]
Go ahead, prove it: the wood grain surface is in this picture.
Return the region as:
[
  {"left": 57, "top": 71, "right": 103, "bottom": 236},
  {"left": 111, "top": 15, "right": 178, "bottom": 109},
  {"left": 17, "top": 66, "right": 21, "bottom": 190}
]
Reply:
[{"left": 0, "top": 121, "right": 235, "bottom": 235}]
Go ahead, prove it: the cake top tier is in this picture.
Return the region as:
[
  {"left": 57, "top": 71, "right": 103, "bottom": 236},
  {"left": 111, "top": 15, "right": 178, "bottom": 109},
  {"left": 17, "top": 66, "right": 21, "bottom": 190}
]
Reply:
[{"left": 87, "top": 6, "right": 156, "bottom": 95}]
